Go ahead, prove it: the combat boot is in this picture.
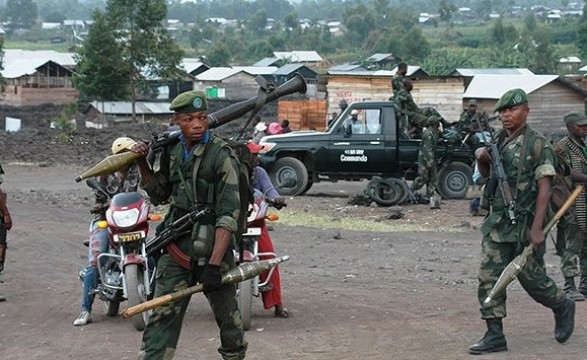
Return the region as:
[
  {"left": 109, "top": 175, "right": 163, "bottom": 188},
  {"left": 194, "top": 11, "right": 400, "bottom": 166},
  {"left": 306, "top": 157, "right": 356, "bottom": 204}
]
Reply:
[
  {"left": 552, "top": 297, "right": 575, "bottom": 343},
  {"left": 563, "top": 277, "right": 585, "bottom": 301},
  {"left": 468, "top": 318, "right": 508, "bottom": 355},
  {"left": 579, "top": 275, "right": 587, "bottom": 297}
]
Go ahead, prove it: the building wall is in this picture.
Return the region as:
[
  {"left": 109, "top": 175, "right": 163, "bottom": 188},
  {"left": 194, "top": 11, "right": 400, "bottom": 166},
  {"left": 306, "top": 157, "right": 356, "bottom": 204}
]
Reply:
[
  {"left": 1, "top": 86, "right": 78, "bottom": 106},
  {"left": 195, "top": 73, "right": 258, "bottom": 101},
  {"left": 527, "top": 82, "right": 585, "bottom": 135},
  {"left": 326, "top": 75, "right": 391, "bottom": 116},
  {"left": 327, "top": 75, "right": 466, "bottom": 123},
  {"left": 411, "top": 77, "right": 466, "bottom": 123}
]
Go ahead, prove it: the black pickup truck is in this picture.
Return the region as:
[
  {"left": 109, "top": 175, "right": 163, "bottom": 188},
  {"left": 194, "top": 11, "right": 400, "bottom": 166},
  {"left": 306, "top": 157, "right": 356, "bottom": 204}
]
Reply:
[{"left": 258, "top": 100, "right": 475, "bottom": 200}]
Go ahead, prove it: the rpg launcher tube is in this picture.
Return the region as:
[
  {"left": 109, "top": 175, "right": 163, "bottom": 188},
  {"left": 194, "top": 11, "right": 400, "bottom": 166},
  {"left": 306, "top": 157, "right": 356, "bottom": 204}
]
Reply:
[
  {"left": 122, "top": 255, "right": 290, "bottom": 318},
  {"left": 75, "top": 151, "right": 141, "bottom": 182},
  {"left": 483, "top": 185, "right": 584, "bottom": 305}
]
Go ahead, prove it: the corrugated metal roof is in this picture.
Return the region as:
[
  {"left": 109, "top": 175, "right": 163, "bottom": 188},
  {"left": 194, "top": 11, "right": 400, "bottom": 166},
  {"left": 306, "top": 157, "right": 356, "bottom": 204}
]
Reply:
[
  {"left": 273, "top": 51, "right": 322, "bottom": 62},
  {"left": 253, "top": 57, "right": 279, "bottom": 67},
  {"left": 181, "top": 58, "right": 206, "bottom": 73},
  {"left": 327, "top": 64, "right": 366, "bottom": 72},
  {"left": 328, "top": 70, "right": 393, "bottom": 77},
  {"left": 273, "top": 63, "right": 309, "bottom": 75},
  {"left": 455, "top": 68, "right": 534, "bottom": 76},
  {"left": 232, "top": 66, "right": 277, "bottom": 75},
  {"left": 367, "top": 53, "right": 394, "bottom": 62},
  {"left": 2, "top": 50, "right": 77, "bottom": 78},
  {"left": 464, "top": 75, "right": 559, "bottom": 99},
  {"left": 196, "top": 67, "right": 243, "bottom": 81},
  {"left": 89, "top": 101, "right": 172, "bottom": 114},
  {"left": 390, "top": 65, "right": 423, "bottom": 76}
]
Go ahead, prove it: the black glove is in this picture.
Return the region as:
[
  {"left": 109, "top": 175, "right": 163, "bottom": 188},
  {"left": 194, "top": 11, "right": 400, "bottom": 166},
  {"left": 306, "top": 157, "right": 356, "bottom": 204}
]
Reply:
[{"left": 202, "top": 264, "right": 223, "bottom": 295}]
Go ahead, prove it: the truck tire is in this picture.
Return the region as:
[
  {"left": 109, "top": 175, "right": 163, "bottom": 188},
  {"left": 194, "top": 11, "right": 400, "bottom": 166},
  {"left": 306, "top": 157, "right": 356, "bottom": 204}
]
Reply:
[
  {"left": 437, "top": 162, "right": 472, "bottom": 199},
  {"left": 269, "top": 157, "right": 309, "bottom": 196},
  {"left": 366, "top": 177, "right": 408, "bottom": 206}
]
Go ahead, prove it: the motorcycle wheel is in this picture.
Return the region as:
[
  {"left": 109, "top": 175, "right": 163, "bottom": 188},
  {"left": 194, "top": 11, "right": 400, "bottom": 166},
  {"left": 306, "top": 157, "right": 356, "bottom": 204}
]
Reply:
[
  {"left": 238, "top": 278, "right": 253, "bottom": 331},
  {"left": 125, "top": 264, "right": 149, "bottom": 331},
  {"left": 102, "top": 299, "right": 120, "bottom": 317}
]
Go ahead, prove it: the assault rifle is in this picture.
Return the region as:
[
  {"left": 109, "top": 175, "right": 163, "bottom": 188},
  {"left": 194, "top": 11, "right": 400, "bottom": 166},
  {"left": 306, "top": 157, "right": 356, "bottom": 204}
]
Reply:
[
  {"left": 481, "top": 132, "right": 516, "bottom": 224},
  {"left": 145, "top": 205, "right": 213, "bottom": 256}
]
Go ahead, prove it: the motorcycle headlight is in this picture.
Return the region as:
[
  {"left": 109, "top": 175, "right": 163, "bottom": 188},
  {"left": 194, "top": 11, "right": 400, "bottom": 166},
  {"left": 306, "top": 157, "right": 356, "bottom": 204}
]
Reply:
[{"left": 111, "top": 208, "right": 140, "bottom": 228}]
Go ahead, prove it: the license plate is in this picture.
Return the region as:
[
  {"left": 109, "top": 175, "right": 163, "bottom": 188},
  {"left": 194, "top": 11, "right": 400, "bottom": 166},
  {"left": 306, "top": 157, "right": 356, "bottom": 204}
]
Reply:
[
  {"left": 115, "top": 231, "right": 145, "bottom": 243},
  {"left": 244, "top": 228, "right": 261, "bottom": 236}
]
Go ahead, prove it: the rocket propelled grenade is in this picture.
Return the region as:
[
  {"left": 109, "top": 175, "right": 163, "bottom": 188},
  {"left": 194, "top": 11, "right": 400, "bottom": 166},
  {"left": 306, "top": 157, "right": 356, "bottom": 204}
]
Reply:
[
  {"left": 483, "top": 185, "right": 584, "bottom": 305},
  {"left": 74, "top": 151, "right": 142, "bottom": 182},
  {"left": 75, "top": 74, "right": 307, "bottom": 182},
  {"left": 121, "top": 255, "right": 290, "bottom": 318}
]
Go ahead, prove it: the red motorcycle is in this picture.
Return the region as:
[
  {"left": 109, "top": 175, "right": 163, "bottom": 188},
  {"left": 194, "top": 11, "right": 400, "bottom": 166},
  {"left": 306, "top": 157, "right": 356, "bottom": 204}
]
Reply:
[
  {"left": 236, "top": 189, "right": 283, "bottom": 330},
  {"left": 83, "top": 179, "right": 157, "bottom": 331}
]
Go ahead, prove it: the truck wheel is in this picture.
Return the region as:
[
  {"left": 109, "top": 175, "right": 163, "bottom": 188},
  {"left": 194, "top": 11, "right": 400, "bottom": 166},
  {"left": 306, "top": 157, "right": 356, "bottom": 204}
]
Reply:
[
  {"left": 366, "top": 177, "right": 407, "bottom": 206},
  {"left": 299, "top": 180, "right": 314, "bottom": 195},
  {"left": 437, "top": 162, "right": 472, "bottom": 199},
  {"left": 269, "top": 157, "right": 309, "bottom": 196}
]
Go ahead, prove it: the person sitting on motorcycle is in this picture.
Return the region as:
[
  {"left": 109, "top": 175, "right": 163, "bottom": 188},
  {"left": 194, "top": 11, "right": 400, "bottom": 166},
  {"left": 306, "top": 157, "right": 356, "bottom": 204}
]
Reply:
[
  {"left": 74, "top": 137, "right": 141, "bottom": 326},
  {"left": 246, "top": 142, "right": 290, "bottom": 318}
]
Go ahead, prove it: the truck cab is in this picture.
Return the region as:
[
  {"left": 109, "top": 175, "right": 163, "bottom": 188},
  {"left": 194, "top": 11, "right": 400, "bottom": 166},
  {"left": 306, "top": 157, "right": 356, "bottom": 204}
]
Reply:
[{"left": 258, "top": 100, "right": 474, "bottom": 199}]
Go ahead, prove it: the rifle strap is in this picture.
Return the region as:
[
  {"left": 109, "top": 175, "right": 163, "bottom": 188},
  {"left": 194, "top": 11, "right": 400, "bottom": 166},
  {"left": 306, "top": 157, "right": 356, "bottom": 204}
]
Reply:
[{"left": 498, "top": 125, "right": 529, "bottom": 199}]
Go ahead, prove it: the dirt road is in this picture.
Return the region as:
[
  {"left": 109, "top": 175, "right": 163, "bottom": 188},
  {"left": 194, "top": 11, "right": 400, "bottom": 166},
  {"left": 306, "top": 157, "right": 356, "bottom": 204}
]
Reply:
[{"left": 1, "top": 163, "right": 586, "bottom": 360}]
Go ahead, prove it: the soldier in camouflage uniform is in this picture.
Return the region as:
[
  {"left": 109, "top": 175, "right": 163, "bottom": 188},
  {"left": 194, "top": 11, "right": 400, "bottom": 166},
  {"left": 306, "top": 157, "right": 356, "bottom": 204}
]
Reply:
[
  {"left": 0, "top": 162, "right": 13, "bottom": 303},
  {"left": 468, "top": 89, "right": 575, "bottom": 355},
  {"left": 391, "top": 62, "right": 407, "bottom": 96},
  {"left": 553, "top": 112, "right": 587, "bottom": 301},
  {"left": 132, "top": 90, "right": 247, "bottom": 360},
  {"left": 410, "top": 120, "right": 440, "bottom": 200},
  {"left": 394, "top": 78, "right": 442, "bottom": 137},
  {"left": 456, "top": 99, "right": 490, "bottom": 151}
]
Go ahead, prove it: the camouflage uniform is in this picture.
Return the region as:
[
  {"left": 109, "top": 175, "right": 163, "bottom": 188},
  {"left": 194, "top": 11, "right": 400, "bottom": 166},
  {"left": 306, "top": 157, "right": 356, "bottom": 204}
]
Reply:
[
  {"left": 139, "top": 134, "right": 247, "bottom": 360},
  {"left": 391, "top": 73, "right": 404, "bottom": 96},
  {"left": 555, "top": 135, "right": 587, "bottom": 283},
  {"left": 477, "top": 126, "right": 565, "bottom": 319},
  {"left": 411, "top": 126, "right": 439, "bottom": 197},
  {"left": 393, "top": 88, "right": 440, "bottom": 134},
  {"left": 456, "top": 109, "right": 490, "bottom": 151}
]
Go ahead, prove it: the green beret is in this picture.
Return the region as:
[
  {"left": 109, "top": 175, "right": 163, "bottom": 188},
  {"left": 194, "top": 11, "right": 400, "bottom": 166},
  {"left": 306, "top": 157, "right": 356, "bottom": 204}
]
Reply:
[
  {"left": 494, "top": 88, "right": 527, "bottom": 112},
  {"left": 564, "top": 111, "right": 587, "bottom": 126},
  {"left": 169, "top": 90, "right": 208, "bottom": 113}
]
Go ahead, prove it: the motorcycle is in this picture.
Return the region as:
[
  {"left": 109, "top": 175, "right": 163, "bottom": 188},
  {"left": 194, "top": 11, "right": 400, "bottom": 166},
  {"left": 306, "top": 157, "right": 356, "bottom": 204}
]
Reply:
[
  {"left": 236, "top": 189, "right": 284, "bottom": 331},
  {"left": 80, "top": 179, "right": 157, "bottom": 331}
]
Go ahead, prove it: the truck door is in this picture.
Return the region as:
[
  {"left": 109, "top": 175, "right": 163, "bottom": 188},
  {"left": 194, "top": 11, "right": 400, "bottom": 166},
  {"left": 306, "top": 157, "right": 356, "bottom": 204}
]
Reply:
[{"left": 327, "top": 107, "right": 386, "bottom": 174}]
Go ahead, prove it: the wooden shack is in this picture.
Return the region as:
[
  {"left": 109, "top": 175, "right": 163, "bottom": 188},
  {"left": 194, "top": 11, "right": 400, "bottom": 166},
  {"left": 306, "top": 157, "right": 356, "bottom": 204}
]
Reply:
[
  {"left": 410, "top": 76, "right": 467, "bottom": 123},
  {"left": 278, "top": 99, "right": 328, "bottom": 131},
  {"left": 464, "top": 75, "right": 587, "bottom": 135},
  {"left": 1, "top": 61, "right": 78, "bottom": 106},
  {"left": 194, "top": 68, "right": 259, "bottom": 101}
]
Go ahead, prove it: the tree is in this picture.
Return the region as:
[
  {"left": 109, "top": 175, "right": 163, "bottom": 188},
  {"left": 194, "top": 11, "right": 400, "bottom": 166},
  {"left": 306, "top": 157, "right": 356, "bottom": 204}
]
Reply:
[
  {"left": 45, "top": 11, "right": 67, "bottom": 23},
  {"left": 206, "top": 41, "right": 231, "bottom": 66},
  {"left": 105, "top": 0, "right": 183, "bottom": 123},
  {"left": 439, "top": 0, "right": 457, "bottom": 24},
  {"left": 6, "top": 0, "right": 38, "bottom": 28},
  {"left": 74, "top": 10, "right": 130, "bottom": 102},
  {"left": 577, "top": 4, "right": 587, "bottom": 57}
]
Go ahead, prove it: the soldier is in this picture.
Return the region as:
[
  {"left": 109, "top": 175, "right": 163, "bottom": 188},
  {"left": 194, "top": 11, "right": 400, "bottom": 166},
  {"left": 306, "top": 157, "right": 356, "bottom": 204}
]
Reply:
[
  {"left": 553, "top": 112, "right": 587, "bottom": 301},
  {"left": 132, "top": 90, "right": 247, "bottom": 360},
  {"left": 457, "top": 99, "right": 490, "bottom": 151},
  {"left": 0, "top": 162, "right": 13, "bottom": 303},
  {"left": 410, "top": 119, "right": 440, "bottom": 203},
  {"left": 391, "top": 62, "right": 407, "bottom": 96},
  {"left": 394, "top": 78, "right": 442, "bottom": 137},
  {"left": 469, "top": 88, "right": 575, "bottom": 355}
]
